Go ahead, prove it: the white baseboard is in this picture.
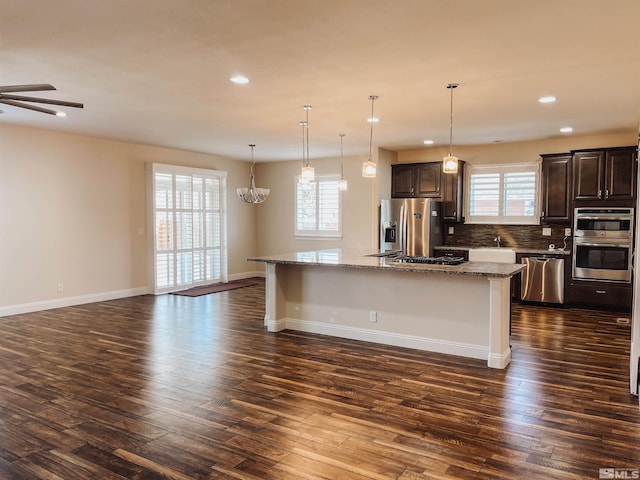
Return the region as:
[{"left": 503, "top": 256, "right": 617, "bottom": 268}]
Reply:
[
  {"left": 0, "top": 287, "right": 151, "bottom": 317},
  {"left": 283, "top": 318, "right": 488, "bottom": 361},
  {"left": 229, "top": 271, "right": 266, "bottom": 281},
  {"left": 487, "top": 348, "right": 512, "bottom": 369},
  {"left": 1, "top": 272, "right": 266, "bottom": 317}
]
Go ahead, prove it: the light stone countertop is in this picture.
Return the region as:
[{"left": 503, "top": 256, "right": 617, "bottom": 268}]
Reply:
[
  {"left": 247, "top": 248, "right": 526, "bottom": 278},
  {"left": 434, "top": 245, "right": 571, "bottom": 256}
]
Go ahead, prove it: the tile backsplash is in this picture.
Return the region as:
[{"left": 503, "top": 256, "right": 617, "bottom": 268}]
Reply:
[{"left": 443, "top": 222, "right": 572, "bottom": 250}]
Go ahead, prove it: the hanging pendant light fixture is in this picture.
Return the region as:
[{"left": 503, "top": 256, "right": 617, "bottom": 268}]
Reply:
[
  {"left": 300, "top": 105, "right": 315, "bottom": 183},
  {"left": 237, "top": 144, "right": 270, "bottom": 204},
  {"left": 362, "top": 95, "right": 378, "bottom": 178},
  {"left": 443, "top": 83, "right": 459, "bottom": 174},
  {"left": 338, "top": 133, "right": 348, "bottom": 191}
]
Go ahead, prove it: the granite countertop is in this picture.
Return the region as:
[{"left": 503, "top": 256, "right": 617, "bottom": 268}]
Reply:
[
  {"left": 434, "top": 245, "right": 571, "bottom": 255},
  {"left": 247, "top": 248, "right": 525, "bottom": 278}
]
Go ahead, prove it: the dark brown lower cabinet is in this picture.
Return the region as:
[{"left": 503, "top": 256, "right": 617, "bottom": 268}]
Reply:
[{"left": 567, "top": 280, "right": 632, "bottom": 311}]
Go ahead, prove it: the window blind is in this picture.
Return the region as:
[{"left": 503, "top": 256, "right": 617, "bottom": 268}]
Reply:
[
  {"left": 150, "top": 164, "right": 227, "bottom": 294},
  {"left": 466, "top": 163, "right": 539, "bottom": 225},
  {"left": 295, "top": 175, "right": 342, "bottom": 237}
]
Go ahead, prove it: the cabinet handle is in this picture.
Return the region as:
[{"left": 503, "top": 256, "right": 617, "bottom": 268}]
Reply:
[
  {"left": 597, "top": 190, "right": 602, "bottom": 199},
  {"left": 595, "top": 290, "right": 606, "bottom": 294},
  {"left": 605, "top": 189, "right": 609, "bottom": 198}
]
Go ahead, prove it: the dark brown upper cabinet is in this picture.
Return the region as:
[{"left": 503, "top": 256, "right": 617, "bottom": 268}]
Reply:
[
  {"left": 391, "top": 162, "right": 441, "bottom": 198},
  {"left": 572, "top": 146, "right": 637, "bottom": 207},
  {"left": 441, "top": 160, "right": 465, "bottom": 222},
  {"left": 541, "top": 153, "right": 572, "bottom": 222},
  {"left": 391, "top": 161, "right": 465, "bottom": 222}
]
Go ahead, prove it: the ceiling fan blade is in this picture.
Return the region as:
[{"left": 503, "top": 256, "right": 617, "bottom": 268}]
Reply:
[
  {"left": 0, "top": 94, "right": 83, "bottom": 108},
  {"left": 0, "top": 84, "right": 56, "bottom": 93},
  {"left": 0, "top": 99, "right": 58, "bottom": 115}
]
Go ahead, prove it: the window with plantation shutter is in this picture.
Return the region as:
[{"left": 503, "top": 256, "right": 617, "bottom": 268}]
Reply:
[
  {"left": 295, "top": 175, "right": 342, "bottom": 237},
  {"left": 465, "top": 163, "right": 540, "bottom": 225},
  {"left": 149, "top": 164, "right": 227, "bottom": 294}
]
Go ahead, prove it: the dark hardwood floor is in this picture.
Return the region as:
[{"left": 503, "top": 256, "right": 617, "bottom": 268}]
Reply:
[{"left": 0, "top": 279, "right": 638, "bottom": 479}]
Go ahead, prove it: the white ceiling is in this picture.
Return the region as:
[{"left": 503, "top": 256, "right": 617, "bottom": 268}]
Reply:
[{"left": 1, "top": 0, "right": 639, "bottom": 161}]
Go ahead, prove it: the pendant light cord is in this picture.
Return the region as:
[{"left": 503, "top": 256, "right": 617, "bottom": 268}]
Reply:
[
  {"left": 339, "top": 133, "right": 345, "bottom": 177},
  {"left": 447, "top": 83, "right": 458, "bottom": 157},
  {"left": 306, "top": 106, "right": 310, "bottom": 167},
  {"left": 368, "top": 95, "right": 378, "bottom": 161}
]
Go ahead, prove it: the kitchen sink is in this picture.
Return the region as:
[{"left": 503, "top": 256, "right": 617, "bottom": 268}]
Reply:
[{"left": 468, "top": 247, "right": 516, "bottom": 263}]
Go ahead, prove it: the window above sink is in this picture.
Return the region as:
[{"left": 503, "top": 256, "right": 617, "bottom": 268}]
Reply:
[{"left": 465, "top": 163, "right": 540, "bottom": 225}]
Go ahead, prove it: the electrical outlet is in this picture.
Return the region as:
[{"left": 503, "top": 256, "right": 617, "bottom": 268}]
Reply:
[
  {"left": 57, "top": 283, "right": 64, "bottom": 293},
  {"left": 448, "top": 226, "right": 454, "bottom": 235},
  {"left": 542, "top": 228, "right": 552, "bottom": 236},
  {"left": 369, "top": 311, "right": 377, "bottom": 323},
  {"left": 564, "top": 228, "right": 571, "bottom": 236}
]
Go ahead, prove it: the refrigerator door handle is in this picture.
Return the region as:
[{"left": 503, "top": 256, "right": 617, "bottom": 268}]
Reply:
[{"left": 400, "top": 204, "right": 407, "bottom": 255}]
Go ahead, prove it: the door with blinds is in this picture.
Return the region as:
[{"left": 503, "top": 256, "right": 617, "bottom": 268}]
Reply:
[{"left": 150, "top": 164, "right": 227, "bottom": 294}]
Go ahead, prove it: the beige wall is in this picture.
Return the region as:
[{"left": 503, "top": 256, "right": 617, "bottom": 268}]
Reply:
[
  {"left": 1, "top": 123, "right": 635, "bottom": 314},
  {"left": 0, "top": 124, "right": 258, "bottom": 313},
  {"left": 397, "top": 131, "right": 636, "bottom": 165},
  {"left": 255, "top": 153, "right": 379, "bottom": 257},
  {"left": 255, "top": 132, "right": 637, "bottom": 259}
]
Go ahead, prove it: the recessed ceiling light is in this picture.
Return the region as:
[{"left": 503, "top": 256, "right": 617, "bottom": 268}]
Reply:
[
  {"left": 367, "top": 117, "right": 380, "bottom": 123},
  {"left": 230, "top": 75, "right": 249, "bottom": 85},
  {"left": 55, "top": 111, "right": 67, "bottom": 117},
  {"left": 538, "top": 96, "right": 556, "bottom": 104},
  {"left": 423, "top": 139, "right": 434, "bottom": 145},
  {"left": 560, "top": 127, "right": 573, "bottom": 133}
]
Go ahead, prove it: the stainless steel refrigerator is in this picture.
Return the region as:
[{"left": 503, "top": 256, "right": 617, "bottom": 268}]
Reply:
[{"left": 380, "top": 198, "right": 442, "bottom": 256}]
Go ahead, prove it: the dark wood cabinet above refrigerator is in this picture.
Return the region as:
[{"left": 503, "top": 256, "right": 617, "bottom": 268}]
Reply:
[
  {"left": 391, "top": 160, "right": 465, "bottom": 222},
  {"left": 391, "top": 162, "right": 441, "bottom": 197}
]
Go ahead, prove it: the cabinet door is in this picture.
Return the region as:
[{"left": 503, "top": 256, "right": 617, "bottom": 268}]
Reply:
[
  {"left": 391, "top": 164, "right": 415, "bottom": 197},
  {"left": 415, "top": 163, "right": 441, "bottom": 197},
  {"left": 568, "top": 281, "right": 632, "bottom": 311},
  {"left": 541, "top": 154, "right": 571, "bottom": 221},
  {"left": 605, "top": 149, "right": 636, "bottom": 200},
  {"left": 573, "top": 151, "right": 604, "bottom": 200},
  {"left": 442, "top": 161, "right": 464, "bottom": 222}
]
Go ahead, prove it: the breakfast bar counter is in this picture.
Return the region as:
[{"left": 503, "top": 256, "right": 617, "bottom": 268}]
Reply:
[{"left": 247, "top": 248, "right": 525, "bottom": 368}]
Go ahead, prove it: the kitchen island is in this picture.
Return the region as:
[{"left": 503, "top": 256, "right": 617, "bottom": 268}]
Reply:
[{"left": 247, "top": 248, "right": 525, "bottom": 369}]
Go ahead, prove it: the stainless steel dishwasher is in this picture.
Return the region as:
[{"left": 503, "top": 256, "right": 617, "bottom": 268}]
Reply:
[{"left": 521, "top": 255, "right": 565, "bottom": 304}]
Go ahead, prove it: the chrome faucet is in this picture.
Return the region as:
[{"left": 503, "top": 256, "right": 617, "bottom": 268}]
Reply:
[{"left": 494, "top": 235, "right": 501, "bottom": 247}]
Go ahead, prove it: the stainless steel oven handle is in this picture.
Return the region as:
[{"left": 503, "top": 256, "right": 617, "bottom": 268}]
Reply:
[
  {"left": 575, "top": 214, "right": 633, "bottom": 220},
  {"left": 574, "top": 242, "right": 631, "bottom": 248}
]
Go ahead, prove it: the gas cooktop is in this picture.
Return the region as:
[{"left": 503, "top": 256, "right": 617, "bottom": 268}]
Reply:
[{"left": 393, "top": 256, "right": 466, "bottom": 265}]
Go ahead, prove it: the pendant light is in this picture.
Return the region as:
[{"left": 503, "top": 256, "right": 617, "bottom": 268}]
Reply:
[
  {"left": 300, "top": 105, "right": 315, "bottom": 183},
  {"left": 362, "top": 95, "right": 378, "bottom": 178},
  {"left": 443, "top": 83, "right": 459, "bottom": 174},
  {"left": 338, "top": 133, "right": 348, "bottom": 191},
  {"left": 237, "top": 144, "right": 270, "bottom": 204}
]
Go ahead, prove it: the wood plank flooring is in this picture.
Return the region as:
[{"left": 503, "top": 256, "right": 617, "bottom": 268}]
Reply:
[{"left": 0, "top": 279, "right": 638, "bottom": 479}]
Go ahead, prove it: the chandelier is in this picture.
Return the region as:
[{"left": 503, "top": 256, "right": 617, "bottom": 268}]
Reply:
[{"left": 237, "top": 144, "right": 270, "bottom": 204}]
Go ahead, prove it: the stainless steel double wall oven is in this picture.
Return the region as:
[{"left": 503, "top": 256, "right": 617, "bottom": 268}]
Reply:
[{"left": 572, "top": 207, "right": 634, "bottom": 283}]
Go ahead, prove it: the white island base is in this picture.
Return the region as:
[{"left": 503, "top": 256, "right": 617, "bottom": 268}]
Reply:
[{"left": 254, "top": 250, "right": 520, "bottom": 369}]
